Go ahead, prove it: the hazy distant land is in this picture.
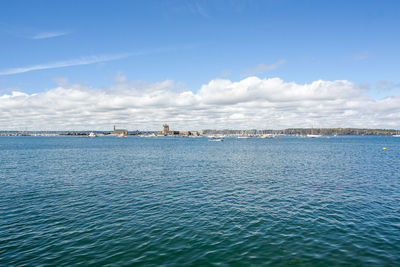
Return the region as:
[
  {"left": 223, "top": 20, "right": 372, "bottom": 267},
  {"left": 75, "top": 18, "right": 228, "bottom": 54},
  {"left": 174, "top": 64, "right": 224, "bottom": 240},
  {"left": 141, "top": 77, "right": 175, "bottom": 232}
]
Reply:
[{"left": 1, "top": 128, "right": 399, "bottom": 136}]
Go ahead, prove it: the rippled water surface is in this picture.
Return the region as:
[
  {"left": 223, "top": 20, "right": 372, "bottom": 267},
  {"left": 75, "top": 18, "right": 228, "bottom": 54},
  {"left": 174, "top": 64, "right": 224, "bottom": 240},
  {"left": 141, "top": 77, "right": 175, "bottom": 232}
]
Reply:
[{"left": 1, "top": 136, "right": 399, "bottom": 266}]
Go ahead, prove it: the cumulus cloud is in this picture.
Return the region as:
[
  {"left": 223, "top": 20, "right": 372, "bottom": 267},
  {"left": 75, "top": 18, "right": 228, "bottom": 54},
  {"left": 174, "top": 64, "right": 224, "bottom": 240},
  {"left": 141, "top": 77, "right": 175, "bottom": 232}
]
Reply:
[
  {"left": 1, "top": 77, "right": 400, "bottom": 130},
  {"left": 242, "top": 59, "right": 286, "bottom": 76}
]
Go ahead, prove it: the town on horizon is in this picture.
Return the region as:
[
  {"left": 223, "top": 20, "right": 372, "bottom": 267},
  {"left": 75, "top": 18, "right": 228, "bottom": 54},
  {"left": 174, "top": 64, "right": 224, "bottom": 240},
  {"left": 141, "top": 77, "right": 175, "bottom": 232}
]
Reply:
[{"left": 1, "top": 124, "right": 399, "bottom": 137}]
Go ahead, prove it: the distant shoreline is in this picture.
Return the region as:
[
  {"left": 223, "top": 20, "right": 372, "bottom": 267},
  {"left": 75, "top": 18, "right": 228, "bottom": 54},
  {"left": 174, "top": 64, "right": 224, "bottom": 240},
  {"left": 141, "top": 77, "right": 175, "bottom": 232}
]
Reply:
[{"left": 0, "top": 128, "right": 399, "bottom": 136}]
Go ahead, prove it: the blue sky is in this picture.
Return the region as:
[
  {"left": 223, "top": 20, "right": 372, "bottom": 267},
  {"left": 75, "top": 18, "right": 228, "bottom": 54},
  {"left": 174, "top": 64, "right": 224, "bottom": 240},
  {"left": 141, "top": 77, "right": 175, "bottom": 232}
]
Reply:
[
  {"left": 1, "top": 0, "right": 399, "bottom": 96},
  {"left": 0, "top": 0, "right": 400, "bottom": 130}
]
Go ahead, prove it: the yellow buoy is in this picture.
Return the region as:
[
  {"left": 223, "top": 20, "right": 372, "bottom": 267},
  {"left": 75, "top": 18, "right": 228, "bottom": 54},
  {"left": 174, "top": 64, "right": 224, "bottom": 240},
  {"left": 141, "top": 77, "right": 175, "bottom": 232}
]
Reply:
[{"left": 382, "top": 147, "right": 387, "bottom": 151}]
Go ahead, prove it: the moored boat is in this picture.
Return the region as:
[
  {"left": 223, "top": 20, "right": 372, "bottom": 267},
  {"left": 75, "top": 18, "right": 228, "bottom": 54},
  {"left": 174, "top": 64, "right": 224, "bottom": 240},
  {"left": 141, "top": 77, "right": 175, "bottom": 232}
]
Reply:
[
  {"left": 209, "top": 138, "right": 224, "bottom": 142},
  {"left": 306, "top": 134, "right": 322, "bottom": 138},
  {"left": 117, "top": 133, "right": 127, "bottom": 137},
  {"left": 261, "top": 134, "right": 274, "bottom": 139},
  {"left": 88, "top": 132, "right": 97, "bottom": 137}
]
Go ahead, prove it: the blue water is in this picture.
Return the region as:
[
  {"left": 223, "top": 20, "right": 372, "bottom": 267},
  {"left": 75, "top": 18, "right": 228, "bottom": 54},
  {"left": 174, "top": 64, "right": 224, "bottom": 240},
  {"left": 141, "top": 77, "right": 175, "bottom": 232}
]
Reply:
[{"left": 1, "top": 136, "right": 399, "bottom": 266}]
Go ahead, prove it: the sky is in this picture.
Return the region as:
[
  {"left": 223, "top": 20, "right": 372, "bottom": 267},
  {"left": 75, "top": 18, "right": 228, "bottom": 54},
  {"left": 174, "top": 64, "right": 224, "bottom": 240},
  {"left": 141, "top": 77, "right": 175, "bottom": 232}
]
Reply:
[{"left": 0, "top": 0, "right": 400, "bottom": 130}]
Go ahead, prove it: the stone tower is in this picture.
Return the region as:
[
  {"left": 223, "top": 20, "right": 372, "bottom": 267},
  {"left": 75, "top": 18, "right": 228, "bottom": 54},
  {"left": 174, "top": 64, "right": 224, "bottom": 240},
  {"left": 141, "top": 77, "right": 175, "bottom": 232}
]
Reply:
[{"left": 162, "top": 124, "right": 169, "bottom": 135}]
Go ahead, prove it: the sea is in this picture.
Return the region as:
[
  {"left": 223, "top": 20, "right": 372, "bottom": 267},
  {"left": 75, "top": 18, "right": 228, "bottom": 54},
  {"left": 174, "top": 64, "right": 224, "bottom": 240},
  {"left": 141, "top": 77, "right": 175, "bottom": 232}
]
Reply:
[{"left": 0, "top": 135, "right": 399, "bottom": 266}]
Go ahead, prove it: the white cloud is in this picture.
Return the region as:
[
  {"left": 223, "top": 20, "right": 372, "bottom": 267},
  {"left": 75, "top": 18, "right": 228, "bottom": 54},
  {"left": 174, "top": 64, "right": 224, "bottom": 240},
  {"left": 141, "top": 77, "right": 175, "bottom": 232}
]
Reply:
[
  {"left": 0, "top": 53, "right": 132, "bottom": 75},
  {"left": 32, "top": 31, "right": 69, "bottom": 39},
  {"left": 242, "top": 59, "right": 286, "bottom": 76},
  {"left": 1, "top": 77, "right": 400, "bottom": 130}
]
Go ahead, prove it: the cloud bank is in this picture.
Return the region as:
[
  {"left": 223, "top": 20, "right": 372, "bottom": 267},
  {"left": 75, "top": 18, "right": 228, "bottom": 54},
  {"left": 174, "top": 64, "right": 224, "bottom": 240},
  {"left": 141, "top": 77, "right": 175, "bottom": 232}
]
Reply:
[{"left": 1, "top": 76, "right": 399, "bottom": 130}]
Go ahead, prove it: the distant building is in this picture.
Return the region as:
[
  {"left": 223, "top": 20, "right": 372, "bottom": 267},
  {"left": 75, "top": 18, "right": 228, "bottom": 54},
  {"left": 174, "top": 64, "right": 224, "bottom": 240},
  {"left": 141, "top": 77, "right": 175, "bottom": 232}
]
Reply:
[
  {"left": 188, "top": 131, "right": 200, "bottom": 136},
  {"left": 112, "top": 125, "right": 128, "bottom": 136},
  {"left": 162, "top": 124, "right": 169, "bottom": 135},
  {"left": 157, "top": 124, "right": 180, "bottom": 136}
]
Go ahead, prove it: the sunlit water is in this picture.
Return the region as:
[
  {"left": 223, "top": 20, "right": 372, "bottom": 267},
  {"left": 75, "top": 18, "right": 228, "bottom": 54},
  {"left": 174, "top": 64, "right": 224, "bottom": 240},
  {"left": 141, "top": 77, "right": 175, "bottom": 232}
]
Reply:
[{"left": 1, "top": 136, "right": 399, "bottom": 266}]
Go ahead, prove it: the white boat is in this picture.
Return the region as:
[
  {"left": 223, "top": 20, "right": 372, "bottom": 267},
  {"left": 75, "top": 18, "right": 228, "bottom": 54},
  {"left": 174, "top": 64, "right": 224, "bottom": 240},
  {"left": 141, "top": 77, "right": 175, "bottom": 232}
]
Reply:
[
  {"left": 261, "top": 134, "right": 274, "bottom": 139},
  {"left": 116, "top": 133, "right": 127, "bottom": 137},
  {"left": 307, "top": 125, "right": 322, "bottom": 138},
  {"left": 307, "top": 134, "right": 322, "bottom": 138},
  {"left": 238, "top": 135, "right": 250, "bottom": 139},
  {"left": 88, "top": 132, "right": 97, "bottom": 137},
  {"left": 209, "top": 138, "right": 224, "bottom": 142},
  {"left": 307, "top": 127, "right": 321, "bottom": 138},
  {"left": 144, "top": 133, "right": 157, "bottom": 138},
  {"left": 393, "top": 130, "right": 400, "bottom": 137}
]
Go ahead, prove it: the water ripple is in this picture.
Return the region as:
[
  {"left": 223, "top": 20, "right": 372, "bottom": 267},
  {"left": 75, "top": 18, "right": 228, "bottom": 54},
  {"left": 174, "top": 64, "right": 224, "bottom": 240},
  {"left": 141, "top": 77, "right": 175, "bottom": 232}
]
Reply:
[{"left": 1, "top": 136, "right": 399, "bottom": 266}]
